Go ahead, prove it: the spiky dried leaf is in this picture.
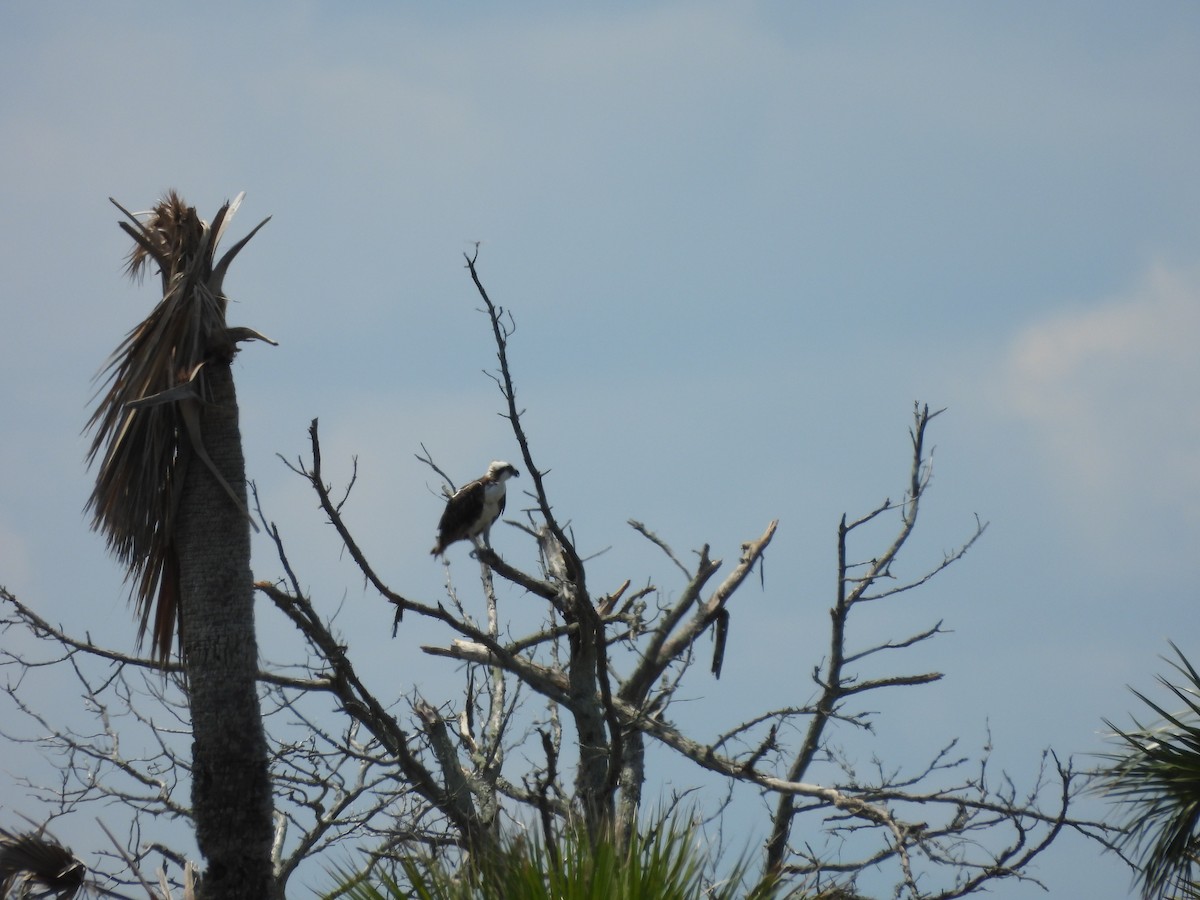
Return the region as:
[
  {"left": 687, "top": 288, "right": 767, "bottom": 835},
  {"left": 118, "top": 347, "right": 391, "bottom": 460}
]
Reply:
[{"left": 0, "top": 827, "right": 87, "bottom": 900}]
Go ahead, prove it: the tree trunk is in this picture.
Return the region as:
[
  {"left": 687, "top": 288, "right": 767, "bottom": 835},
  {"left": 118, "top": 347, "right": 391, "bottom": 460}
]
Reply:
[
  {"left": 566, "top": 593, "right": 612, "bottom": 838},
  {"left": 175, "top": 359, "right": 275, "bottom": 900},
  {"left": 614, "top": 729, "right": 644, "bottom": 852}
]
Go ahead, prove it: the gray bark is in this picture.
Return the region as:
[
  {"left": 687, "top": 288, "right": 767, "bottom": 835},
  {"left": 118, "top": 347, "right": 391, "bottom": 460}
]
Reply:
[{"left": 175, "top": 360, "right": 275, "bottom": 900}]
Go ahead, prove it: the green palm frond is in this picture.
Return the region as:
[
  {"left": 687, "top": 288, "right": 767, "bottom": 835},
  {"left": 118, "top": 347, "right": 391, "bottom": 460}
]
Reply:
[
  {"left": 1098, "top": 643, "right": 1200, "bottom": 900},
  {"left": 85, "top": 191, "right": 272, "bottom": 662},
  {"left": 326, "top": 818, "right": 779, "bottom": 900}
]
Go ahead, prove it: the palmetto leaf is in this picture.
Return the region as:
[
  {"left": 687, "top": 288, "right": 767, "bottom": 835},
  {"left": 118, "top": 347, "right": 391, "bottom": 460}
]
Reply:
[
  {"left": 85, "top": 191, "right": 273, "bottom": 662},
  {"left": 325, "top": 818, "right": 778, "bottom": 900},
  {"left": 1098, "top": 642, "right": 1200, "bottom": 900}
]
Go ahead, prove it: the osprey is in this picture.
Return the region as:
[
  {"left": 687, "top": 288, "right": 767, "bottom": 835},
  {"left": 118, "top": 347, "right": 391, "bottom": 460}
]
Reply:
[{"left": 431, "top": 461, "right": 520, "bottom": 557}]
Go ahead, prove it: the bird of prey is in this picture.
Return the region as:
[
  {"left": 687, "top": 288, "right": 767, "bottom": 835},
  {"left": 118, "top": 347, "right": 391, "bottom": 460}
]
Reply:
[{"left": 431, "top": 460, "right": 520, "bottom": 557}]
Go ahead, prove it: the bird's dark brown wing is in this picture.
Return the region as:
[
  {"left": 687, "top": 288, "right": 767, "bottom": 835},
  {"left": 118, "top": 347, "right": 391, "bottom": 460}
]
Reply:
[{"left": 433, "top": 478, "right": 485, "bottom": 553}]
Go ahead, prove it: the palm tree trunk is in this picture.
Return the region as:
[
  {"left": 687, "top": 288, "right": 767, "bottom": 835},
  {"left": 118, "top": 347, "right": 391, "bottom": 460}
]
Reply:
[{"left": 175, "top": 359, "right": 274, "bottom": 900}]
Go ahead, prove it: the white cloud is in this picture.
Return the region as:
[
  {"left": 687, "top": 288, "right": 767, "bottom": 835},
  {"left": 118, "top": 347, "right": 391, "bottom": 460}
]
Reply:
[{"left": 1000, "top": 262, "right": 1200, "bottom": 527}]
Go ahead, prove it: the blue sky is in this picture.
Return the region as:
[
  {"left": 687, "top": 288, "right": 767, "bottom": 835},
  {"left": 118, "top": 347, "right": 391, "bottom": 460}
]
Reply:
[{"left": 3, "top": 3, "right": 1200, "bottom": 896}]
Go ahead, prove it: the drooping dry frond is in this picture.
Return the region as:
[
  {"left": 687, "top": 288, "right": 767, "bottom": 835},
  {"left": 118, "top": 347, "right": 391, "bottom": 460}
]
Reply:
[
  {"left": 86, "top": 191, "right": 273, "bottom": 662},
  {"left": 0, "top": 827, "right": 87, "bottom": 900}
]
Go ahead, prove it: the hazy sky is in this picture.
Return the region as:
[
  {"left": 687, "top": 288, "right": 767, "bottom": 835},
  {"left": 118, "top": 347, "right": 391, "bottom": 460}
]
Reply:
[{"left": 3, "top": 3, "right": 1199, "bottom": 897}]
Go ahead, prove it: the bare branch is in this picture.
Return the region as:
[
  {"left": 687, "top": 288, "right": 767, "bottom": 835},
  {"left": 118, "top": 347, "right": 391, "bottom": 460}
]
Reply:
[{"left": 11, "top": 236, "right": 1109, "bottom": 898}]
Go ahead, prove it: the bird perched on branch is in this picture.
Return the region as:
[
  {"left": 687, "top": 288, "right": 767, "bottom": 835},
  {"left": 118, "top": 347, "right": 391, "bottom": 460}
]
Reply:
[{"left": 431, "top": 461, "right": 520, "bottom": 557}]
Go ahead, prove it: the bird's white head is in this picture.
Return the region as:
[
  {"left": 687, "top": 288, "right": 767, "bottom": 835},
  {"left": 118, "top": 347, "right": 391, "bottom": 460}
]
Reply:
[{"left": 487, "top": 460, "right": 520, "bottom": 482}]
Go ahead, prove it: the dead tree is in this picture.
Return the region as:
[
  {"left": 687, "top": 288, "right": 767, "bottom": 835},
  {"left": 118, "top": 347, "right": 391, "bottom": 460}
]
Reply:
[{"left": 0, "top": 253, "right": 1123, "bottom": 898}]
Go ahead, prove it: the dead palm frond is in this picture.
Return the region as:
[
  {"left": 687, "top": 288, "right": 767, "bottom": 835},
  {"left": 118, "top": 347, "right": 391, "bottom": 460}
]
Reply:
[
  {"left": 85, "top": 191, "right": 274, "bottom": 662},
  {"left": 0, "top": 826, "right": 87, "bottom": 899}
]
